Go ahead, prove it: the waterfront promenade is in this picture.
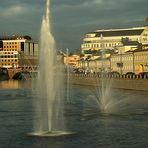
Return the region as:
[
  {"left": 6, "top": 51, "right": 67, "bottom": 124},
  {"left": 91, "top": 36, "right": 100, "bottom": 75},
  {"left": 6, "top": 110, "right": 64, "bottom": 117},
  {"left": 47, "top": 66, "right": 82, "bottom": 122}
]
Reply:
[
  {"left": 68, "top": 73, "right": 148, "bottom": 91},
  {"left": 3, "top": 68, "right": 148, "bottom": 91}
]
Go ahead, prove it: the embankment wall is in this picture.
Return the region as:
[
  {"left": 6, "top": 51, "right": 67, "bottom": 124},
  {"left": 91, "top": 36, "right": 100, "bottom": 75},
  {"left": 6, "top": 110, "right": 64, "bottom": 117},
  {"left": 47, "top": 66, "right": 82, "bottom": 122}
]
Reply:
[{"left": 68, "top": 74, "right": 148, "bottom": 91}]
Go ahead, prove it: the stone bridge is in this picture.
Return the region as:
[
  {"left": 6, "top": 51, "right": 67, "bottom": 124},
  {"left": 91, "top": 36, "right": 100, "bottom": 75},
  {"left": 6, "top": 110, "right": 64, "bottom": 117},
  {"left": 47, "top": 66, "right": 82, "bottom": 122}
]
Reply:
[{"left": 7, "top": 68, "right": 37, "bottom": 79}]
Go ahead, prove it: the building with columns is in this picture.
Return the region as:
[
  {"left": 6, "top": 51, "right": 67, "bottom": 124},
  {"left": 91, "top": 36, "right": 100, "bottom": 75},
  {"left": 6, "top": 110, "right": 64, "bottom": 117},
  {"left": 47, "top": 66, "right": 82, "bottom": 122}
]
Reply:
[
  {"left": 77, "top": 25, "right": 148, "bottom": 74},
  {"left": 81, "top": 26, "right": 148, "bottom": 53},
  {"left": 111, "top": 47, "right": 148, "bottom": 74}
]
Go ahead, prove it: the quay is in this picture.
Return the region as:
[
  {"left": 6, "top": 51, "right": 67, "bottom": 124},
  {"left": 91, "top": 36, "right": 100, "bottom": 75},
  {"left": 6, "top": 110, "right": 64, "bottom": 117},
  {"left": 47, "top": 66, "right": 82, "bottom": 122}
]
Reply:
[
  {"left": 2, "top": 68, "right": 148, "bottom": 91},
  {"left": 68, "top": 73, "right": 148, "bottom": 91}
]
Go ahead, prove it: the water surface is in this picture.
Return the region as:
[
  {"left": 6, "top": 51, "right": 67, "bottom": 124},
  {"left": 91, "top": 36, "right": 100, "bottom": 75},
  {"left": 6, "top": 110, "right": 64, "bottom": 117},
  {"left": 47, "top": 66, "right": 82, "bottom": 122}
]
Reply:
[{"left": 0, "top": 80, "right": 148, "bottom": 148}]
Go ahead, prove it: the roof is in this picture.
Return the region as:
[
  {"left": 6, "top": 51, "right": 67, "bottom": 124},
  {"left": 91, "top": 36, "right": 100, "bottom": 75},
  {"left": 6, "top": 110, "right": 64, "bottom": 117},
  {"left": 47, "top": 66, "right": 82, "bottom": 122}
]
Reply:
[
  {"left": 122, "top": 40, "right": 140, "bottom": 46},
  {"left": 133, "top": 49, "right": 148, "bottom": 53},
  {"left": 83, "top": 49, "right": 115, "bottom": 56},
  {"left": 93, "top": 29, "right": 144, "bottom": 37},
  {"left": 0, "top": 35, "right": 32, "bottom": 40}
]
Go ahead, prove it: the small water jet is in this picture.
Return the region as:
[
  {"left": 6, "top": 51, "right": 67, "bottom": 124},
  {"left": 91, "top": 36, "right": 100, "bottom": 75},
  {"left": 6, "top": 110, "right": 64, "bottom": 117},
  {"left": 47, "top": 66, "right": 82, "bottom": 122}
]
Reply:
[
  {"left": 29, "top": 0, "right": 75, "bottom": 137},
  {"left": 94, "top": 34, "right": 115, "bottom": 113},
  {"left": 84, "top": 34, "right": 120, "bottom": 114}
]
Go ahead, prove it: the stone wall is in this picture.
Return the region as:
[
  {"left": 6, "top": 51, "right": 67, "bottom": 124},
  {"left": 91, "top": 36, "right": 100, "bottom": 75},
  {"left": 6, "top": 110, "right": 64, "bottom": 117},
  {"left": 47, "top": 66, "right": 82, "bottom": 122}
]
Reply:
[{"left": 68, "top": 74, "right": 148, "bottom": 91}]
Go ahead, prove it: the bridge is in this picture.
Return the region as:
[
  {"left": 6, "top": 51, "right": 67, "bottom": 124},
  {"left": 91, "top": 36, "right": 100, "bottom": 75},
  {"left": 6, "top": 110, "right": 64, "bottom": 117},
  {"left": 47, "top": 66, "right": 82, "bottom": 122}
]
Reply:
[{"left": 7, "top": 68, "right": 38, "bottom": 79}]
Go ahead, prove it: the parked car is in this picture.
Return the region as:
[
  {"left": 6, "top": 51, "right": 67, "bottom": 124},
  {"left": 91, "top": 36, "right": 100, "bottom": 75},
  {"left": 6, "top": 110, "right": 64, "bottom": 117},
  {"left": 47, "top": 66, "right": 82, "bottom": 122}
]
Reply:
[
  {"left": 73, "top": 68, "right": 84, "bottom": 74},
  {"left": 109, "top": 71, "right": 120, "bottom": 77},
  {"left": 125, "top": 72, "right": 136, "bottom": 77},
  {"left": 138, "top": 72, "right": 148, "bottom": 78}
]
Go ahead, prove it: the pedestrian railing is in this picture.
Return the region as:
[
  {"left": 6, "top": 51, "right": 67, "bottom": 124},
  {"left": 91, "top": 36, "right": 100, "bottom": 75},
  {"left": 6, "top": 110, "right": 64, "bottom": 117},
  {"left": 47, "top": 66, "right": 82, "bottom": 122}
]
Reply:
[{"left": 69, "top": 73, "right": 148, "bottom": 79}]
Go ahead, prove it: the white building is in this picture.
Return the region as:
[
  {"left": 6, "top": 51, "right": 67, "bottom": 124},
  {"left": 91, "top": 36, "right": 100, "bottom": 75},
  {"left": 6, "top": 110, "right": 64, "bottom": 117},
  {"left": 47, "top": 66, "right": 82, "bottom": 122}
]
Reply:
[
  {"left": 79, "top": 25, "right": 148, "bottom": 74},
  {"left": 81, "top": 26, "right": 148, "bottom": 53}
]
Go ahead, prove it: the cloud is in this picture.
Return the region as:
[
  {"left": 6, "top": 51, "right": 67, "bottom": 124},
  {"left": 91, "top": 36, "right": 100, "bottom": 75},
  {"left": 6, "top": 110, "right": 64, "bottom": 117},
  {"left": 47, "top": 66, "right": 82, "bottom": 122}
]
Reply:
[
  {"left": 51, "top": 0, "right": 148, "bottom": 50},
  {"left": 0, "top": 0, "right": 148, "bottom": 51},
  {"left": 0, "top": 5, "right": 27, "bottom": 18},
  {"left": 0, "top": 1, "right": 43, "bottom": 41},
  {"left": 0, "top": 0, "right": 44, "bottom": 18}
]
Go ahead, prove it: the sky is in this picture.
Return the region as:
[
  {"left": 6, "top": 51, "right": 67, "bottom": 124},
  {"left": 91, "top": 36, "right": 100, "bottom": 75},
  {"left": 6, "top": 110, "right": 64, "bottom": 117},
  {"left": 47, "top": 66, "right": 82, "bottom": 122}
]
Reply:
[{"left": 0, "top": 0, "right": 148, "bottom": 52}]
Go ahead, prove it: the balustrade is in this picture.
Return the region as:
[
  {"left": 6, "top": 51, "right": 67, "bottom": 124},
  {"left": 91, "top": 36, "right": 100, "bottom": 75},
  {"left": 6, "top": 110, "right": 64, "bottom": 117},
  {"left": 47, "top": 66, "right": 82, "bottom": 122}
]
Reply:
[{"left": 70, "top": 73, "right": 148, "bottom": 80}]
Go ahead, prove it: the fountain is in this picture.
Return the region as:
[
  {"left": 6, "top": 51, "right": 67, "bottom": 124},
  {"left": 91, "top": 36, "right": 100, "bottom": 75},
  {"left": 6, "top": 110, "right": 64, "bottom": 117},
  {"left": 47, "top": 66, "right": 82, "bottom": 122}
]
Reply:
[
  {"left": 94, "top": 34, "right": 114, "bottom": 113},
  {"left": 93, "top": 35, "right": 130, "bottom": 114},
  {"left": 83, "top": 34, "right": 117, "bottom": 115},
  {"left": 29, "top": 0, "right": 74, "bottom": 137}
]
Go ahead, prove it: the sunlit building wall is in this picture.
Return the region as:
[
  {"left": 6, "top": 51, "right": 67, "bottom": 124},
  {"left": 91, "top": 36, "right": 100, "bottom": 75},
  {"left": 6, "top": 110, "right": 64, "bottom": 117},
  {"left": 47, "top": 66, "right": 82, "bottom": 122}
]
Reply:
[
  {"left": 0, "top": 38, "right": 25, "bottom": 68},
  {"left": 111, "top": 49, "right": 148, "bottom": 74},
  {"left": 81, "top": 26, "right": 148, "bottom": 53},
  {"left": 0, "top": 36, "right": 38, "bottom": 68},
  {"left": 64, "top": 54, "right": 80, "bottom": 67}
]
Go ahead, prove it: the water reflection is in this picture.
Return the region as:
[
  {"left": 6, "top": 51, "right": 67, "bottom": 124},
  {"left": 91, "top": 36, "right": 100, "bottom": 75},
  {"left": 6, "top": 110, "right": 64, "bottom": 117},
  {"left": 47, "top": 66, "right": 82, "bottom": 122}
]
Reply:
[
  {"left": 81, "top": 87, "right": 148, "bottom": 119},
  {"left": 0, "top": 80, "right": 32, "bottom": 89}
]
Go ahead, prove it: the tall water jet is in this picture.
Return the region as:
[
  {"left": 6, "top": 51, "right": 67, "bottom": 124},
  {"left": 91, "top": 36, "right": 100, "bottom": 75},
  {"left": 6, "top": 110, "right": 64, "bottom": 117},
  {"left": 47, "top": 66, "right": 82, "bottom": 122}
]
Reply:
[
  {"left": 29, "top": 0, "right": 72, "bottom": 137},
  {"left": 66, "top": 48, "right": 71, "bottom": 103}
]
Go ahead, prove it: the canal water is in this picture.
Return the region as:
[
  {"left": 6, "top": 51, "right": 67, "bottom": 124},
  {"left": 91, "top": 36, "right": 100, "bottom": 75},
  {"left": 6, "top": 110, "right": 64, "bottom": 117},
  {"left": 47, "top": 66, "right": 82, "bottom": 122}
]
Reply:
[{"left": 0, "top": 80, "right": 148, "bottom": 148}]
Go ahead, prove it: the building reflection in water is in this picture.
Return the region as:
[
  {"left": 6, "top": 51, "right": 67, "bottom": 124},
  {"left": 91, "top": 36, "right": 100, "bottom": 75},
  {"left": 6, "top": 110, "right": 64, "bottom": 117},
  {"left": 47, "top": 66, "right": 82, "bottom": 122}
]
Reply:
[{"left": 0, "top": 80, "right": 32, "bottom": 89}]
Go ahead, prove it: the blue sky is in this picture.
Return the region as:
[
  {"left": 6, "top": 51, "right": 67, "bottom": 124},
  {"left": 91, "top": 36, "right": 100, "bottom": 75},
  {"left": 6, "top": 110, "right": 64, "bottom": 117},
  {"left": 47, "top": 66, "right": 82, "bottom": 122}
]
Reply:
[{"left": 0, "top": 0, "right": 148, "bottom": 52}]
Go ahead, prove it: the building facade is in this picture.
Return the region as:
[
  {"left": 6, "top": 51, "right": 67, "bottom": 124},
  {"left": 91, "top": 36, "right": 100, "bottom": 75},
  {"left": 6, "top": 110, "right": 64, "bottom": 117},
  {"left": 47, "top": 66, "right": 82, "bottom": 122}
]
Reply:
[
  {"left": 78, "top": 25, "right": 148, "bottom": 74},
  {"left": 81, "top": 26, "right": 148, "bottom": 53},
  {"left": 111, "top": 49, "right": 148, "bottom": 74},
  {"left": 64, "top": 54, "right": 80, "bottom": 67},
  {"left": 0, "top": 35, "right": 38, "bottom": 68}
]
